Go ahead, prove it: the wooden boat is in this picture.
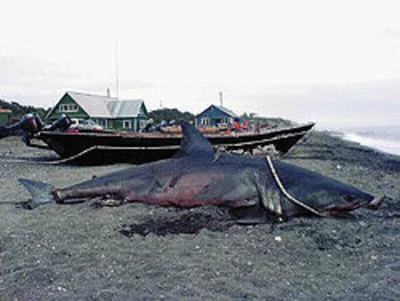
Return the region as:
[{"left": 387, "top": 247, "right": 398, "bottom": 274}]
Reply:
[{"left": 27, "top": 122, "right": 315, "bottom": 164}]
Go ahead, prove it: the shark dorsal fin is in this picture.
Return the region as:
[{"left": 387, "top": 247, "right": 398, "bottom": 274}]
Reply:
[{"left": 174, "top": 121, "right": 214, "bottom": 157}]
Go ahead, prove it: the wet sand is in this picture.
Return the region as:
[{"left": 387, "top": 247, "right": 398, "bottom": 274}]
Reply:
[{"left": 0, "top": 131, "right": 399, "bottom": 300}]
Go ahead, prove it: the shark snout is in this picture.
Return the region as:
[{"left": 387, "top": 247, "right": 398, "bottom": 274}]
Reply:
[
  {"left": 319, "top": 190, "right": 382, "bottom": 214},
  {"left": 343, "top": 190, "right": 376, "bottom": 206},
  {"left": 367, "top": 195, "right": 385, "bottom": 210}
]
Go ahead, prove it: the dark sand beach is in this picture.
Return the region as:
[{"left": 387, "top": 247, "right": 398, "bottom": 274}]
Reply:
[{"left": 0, "top": 130, "right": 399, "bottom": 300}]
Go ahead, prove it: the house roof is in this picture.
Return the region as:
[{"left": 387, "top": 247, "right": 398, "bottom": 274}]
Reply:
[
  {"left": 215, "top": 105, "right": 239, "bottom": 118},
  {"left": 196, "top": 104, "right": 239, "bottom": 118},
  {"left": 68, "top": 91, "right": 114, "bottom": 118},
  {"left": 48, "top": 91, "right": 146, "bottom": 119},
  {"left": 107, "top": 99, "right": 146, "bottom": 118}
]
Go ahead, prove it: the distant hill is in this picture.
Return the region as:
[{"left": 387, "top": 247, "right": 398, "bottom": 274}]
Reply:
[
  {"left": 0, "top": 99, "right": 49, "bottom": 120},
  {"left": 149, "top": 108, "right": 195, "bottom": 124},
  {"left": 240, "top": 113, "right": 294, "bottom": 127}
]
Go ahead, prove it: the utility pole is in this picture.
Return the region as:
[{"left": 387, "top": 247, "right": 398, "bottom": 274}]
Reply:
[{"left": 115, "top": 41, "right": 119, "bottom": 99}]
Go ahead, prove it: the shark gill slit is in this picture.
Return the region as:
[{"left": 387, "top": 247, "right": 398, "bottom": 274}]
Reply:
[{"left": 265, "top": 156, "right": 327, "bottom": 217}]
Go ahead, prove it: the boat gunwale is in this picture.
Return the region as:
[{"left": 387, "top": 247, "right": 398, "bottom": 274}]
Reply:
[{"left": 37, "top": 122, "right": 315, "bottom": 140}]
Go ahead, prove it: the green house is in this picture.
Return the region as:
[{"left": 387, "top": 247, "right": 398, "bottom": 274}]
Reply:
[{"left": 46, "top": 91, "right": 149, "bottom": 131}]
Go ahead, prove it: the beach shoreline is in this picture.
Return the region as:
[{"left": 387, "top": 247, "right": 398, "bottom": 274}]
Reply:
[
  {"left": 0, "top": 130, "right": 399, "bottom": 300},
  {"left": 326, "top": 126, "right": 400, "bottom": 157}
]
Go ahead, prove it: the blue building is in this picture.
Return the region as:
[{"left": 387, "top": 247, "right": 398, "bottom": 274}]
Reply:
[{"left": 195, "top": 105, "right": 240, "bottom": 128}]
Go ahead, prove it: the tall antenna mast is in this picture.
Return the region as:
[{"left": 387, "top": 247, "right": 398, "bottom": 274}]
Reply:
[{"left": 115, "top": 41, "right": 119, "bottom": 99}]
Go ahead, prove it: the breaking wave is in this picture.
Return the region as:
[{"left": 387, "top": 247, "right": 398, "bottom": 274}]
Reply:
[{"left": 342, "top": 131, "right": 400, "bottom": 156}]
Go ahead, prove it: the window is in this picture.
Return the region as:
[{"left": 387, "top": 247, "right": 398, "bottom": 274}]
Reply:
[
  {"left": 201, "top": 118, "right": 210, "bottom": 126},
  {"left": 123, "top": 120, "right": 132, "bottom": 129},
  {"left": 59, "top": 103, "right": 78, "bottom": 112}
]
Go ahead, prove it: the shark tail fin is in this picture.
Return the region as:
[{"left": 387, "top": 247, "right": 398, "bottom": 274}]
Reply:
[{"left": 18, "top": 178, "right": 55, "bottom": 209}]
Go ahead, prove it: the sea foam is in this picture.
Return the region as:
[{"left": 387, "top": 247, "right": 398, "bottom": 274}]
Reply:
[{"left": 341, "top": 127, "right": 400, "bottom": 156}]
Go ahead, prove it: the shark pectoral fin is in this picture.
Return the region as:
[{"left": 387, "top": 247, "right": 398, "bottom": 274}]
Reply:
[
  {"left": 259, "top": 194, "right": 283, "bottom": 216},
  {"left": 252, "top": 173, "right": 284, "bottom": 216},
  {"left": 18, "top": 178, "right": 55, "bottom": 209}
]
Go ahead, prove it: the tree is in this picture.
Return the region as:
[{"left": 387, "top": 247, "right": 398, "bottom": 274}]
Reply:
[
  {"left": 240, "top": 112, "right": 293, "bottom": 127},
  {"left": 148, "top": 108, "right": 195, "bottom": 124},
  {"left": 0, "top": 99, "right": 49, "bottom": 120}
]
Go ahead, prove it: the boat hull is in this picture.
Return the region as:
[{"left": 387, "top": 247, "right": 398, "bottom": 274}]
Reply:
[{"left": 33, "top": 123, "right": 314, "bottom": 164}]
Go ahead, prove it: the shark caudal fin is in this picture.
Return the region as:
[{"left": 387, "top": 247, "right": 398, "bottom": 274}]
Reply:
[
  {"left": 18, "top": 178, "right": 55, "bottom": 209},
  {"left": 173, "top": 121, "right": 215, "bottom": 157}
]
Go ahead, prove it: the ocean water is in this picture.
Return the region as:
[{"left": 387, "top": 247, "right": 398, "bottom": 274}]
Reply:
[{"left": 339, "top": 126, "right": 400, "bottom": 156}]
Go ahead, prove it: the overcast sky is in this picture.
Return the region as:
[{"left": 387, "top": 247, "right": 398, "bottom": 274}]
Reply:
[{"left": 0, "top": 0, "right": 399, "bottom": 128}]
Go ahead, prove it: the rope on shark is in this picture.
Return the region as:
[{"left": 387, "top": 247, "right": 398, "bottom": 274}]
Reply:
[{"left": 265, "top": 155, "right": 327, "bottom": 217}]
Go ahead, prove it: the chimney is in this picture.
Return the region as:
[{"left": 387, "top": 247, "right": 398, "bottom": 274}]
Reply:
[
  {"left": 219, "top": 91, "right": 223, "bottom": 107},
  {"left": 106, "top": 87, "right": 111, "bottom": 98}
]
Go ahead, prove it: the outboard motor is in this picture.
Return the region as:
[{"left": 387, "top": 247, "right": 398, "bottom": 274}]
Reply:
[
  {"left": 141, "top": 118, "right": 154, "bottom": 132},
  {"left": 44, "top": 114, "right": 72, "bottom": 132},
  {"left": 20, "top": 113, "right": 44, "bottom": 134},
  {"left": 19, "top": 114, "right": 73, "bottom": 145},
  {"left": 20, "top": 113, "right": 44, "bottom": 145}
]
